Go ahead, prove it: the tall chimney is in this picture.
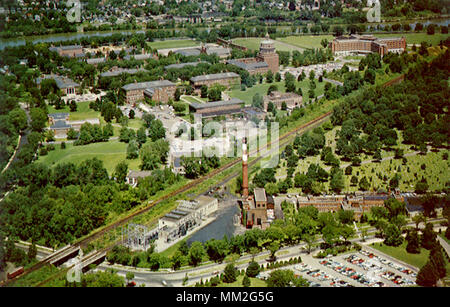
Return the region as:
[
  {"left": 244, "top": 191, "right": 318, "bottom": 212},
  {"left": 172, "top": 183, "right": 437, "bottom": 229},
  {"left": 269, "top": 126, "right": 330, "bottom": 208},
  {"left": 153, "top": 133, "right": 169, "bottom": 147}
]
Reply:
[{"left": 242, "top": 138, "right": 249, "bottom": 198}]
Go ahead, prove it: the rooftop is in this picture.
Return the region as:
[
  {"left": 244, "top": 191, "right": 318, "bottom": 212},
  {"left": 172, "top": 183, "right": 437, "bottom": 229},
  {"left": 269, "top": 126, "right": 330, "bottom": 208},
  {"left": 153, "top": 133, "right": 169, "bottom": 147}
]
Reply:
[
  {"left": 100, "top": 68, "right": 147, "bottom": 78},
  {"left": 165, "top": 61, "right": 207, "bottom": 70},
  {"left": 122, "top": 80, "right": 175, "bottom": 91},
  {"left": 254, "top": 188, "right": 267, "bottom": 203},
  {"left": 190, "top": 72, "right": 240, "bottom": 83},
  {"left": 189, "top": 98, "right": 244, "bottom": 110}
]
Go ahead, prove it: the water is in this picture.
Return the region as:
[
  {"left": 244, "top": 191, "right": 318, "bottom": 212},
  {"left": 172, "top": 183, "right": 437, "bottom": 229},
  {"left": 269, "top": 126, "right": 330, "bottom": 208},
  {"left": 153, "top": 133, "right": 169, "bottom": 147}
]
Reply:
[
  {"left": 187, "top": 202, "right": 240, "bottom": 245},
  {"left": 0, "top": 29, "right": 146, "bottom": 50}
]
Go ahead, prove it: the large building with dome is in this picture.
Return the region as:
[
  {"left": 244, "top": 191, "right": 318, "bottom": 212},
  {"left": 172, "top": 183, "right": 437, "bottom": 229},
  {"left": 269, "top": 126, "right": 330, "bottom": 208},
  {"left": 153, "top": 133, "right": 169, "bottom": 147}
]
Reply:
[{"left": 226, "top": 34, "right": 279, "bottom": 75}]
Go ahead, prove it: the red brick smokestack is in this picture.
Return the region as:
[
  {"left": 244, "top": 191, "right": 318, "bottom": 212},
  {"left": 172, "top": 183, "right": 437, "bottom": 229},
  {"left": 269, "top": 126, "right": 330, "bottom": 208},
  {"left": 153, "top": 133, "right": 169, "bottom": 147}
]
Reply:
[{"left": 242, "top": 138, "right": 248, "bottom": 198}]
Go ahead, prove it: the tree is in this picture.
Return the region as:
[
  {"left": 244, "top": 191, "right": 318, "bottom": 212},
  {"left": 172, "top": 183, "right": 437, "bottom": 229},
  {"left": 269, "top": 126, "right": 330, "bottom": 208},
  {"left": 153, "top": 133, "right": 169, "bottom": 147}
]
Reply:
[
  {"left": 30, "top": 108, "right": 47, "bottom": 132},
  {"left": 125, "top": 272, "right": 135, "bottom": 285},
  {"left": 136, "top": 127, "right": 147, "bottom": 146},
  {"left": 188, "top": 242, "right": 205, "bottom": 266},
  {"left": 421, "top": 223, "right": 437, "bottom": 250},
  {"left": 405, "top": 229, "right": 421, "bottom": 254},
  {"left": 128, "top": 109, "right": 135, "bottom": 119},
  {"left": 242, "top": 274, "right": 251, "bottom": 287},
  {"left": 338, "top": 210, "right": 354, "bottom": 225},
  {"left": 416, "top": 261, "right": 438, "bottom": 287},
  {"left": 200, "top": 85, "right": 208, "bottom": 98},
  {"left": 126, "top": 140, "right": 139, "bottom": 159},
  {"left": 174, "top": 88, "right": 181, "bottom": 101},
  {"left": 266, "top": 269, "right": 295, "bottom": 287},
  {"left": 69, "top": 100, "right": 77, "bottom": 112},
  {"left": 114, "top": 161, "right": 128, "bottom": 183},
  {"left": 359, "top": 176, "right": 370, "bottom": 191},
  {"left": 384, "top": 224, "right": 403, "bottom": 246},
  {"left": 267, "top": 241, "right": 280, "bottom": 261},
  {"left": 27, "top": 243, "right": 37, "bottom": 261},
  {"left": 246, "top": 260, "right": 260, "bottom": 278},
  {"left": 223, "top": 263, "right": 238, "bottom": 283},
  {"left": 8, "top": 108, "right": 28, "bottom": 132},
  {"left": 412, "top": 214, "right": 426, "bottom": 230}
]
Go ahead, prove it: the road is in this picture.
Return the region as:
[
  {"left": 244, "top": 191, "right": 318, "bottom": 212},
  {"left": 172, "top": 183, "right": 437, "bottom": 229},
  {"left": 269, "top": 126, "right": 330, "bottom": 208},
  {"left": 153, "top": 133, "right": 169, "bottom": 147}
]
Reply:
[{"left": 94, "top": 220, "right": 445, "bottom": 287}]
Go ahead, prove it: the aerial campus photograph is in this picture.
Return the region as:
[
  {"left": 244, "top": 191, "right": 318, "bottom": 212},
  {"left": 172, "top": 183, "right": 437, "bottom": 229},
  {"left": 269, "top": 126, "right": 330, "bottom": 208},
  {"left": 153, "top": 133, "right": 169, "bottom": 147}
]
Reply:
[{"left": 0, "top": 0, "right": 449, "bottom": 296}]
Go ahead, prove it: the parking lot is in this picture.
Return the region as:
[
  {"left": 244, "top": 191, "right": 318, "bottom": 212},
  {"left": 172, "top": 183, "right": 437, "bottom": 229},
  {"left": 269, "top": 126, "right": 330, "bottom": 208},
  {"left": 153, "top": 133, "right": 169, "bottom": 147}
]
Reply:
[{"left": 276, "top": 248, "right": 417, "bottom": 287}]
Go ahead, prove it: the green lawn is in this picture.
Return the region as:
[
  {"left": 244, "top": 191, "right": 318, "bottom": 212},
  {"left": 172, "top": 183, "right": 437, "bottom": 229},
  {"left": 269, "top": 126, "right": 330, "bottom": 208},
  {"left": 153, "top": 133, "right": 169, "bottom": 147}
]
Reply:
[
  {"left": 216, "top": 274, "right": 267, "bottom": 287},
  {"left": 182, "top": 95, "right": 206, "bottom": 104},
  {"left": 227, "top": 79, "right": 326, "bottom": 106},
  {"left": 277, "top": 33, "right": 449, "bottom": 50},
  {"left": 277, "top": 35, "right": 334, "bottom": 49},
  {"left": 47, "top": 101, "right": 100, "bottom": 122},
  {"left": 370, "top": 241, "right": 430, "bottom": 269},
  {"left": 373, "top": 32, "right": 450, "bottom": 46},
  {"left": 37, "top": 140, "right": 141, "bottom": 175},
  {"left": 147, "top": 39, "right": 200, "bottom": 50},
  {"left": 232, "top": 37, "right": 299, "bottom": 52}
]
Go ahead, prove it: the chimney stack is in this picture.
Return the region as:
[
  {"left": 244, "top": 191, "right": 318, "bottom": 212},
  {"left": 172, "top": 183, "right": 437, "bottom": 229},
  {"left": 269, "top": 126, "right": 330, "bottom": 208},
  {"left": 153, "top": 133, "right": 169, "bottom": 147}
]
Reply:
[{"left": 242, "top": 138, "right": 249, "bottom": 199}]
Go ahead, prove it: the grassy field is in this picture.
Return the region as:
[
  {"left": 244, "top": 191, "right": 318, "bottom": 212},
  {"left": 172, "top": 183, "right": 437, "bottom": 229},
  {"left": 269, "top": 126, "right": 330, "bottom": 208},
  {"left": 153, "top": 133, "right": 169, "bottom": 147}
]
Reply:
[
  {"left": 232, "top": 37, "right": 300, "bottom": 52},
  {"left": 227, "top": 79, "right": 326, "bottom": 106},
  {"left": 37, "top": 140, "right": 141, "bottom": 175},
  {"left": 276, "top": 121, "right": 449, "bottom": 193},
  {"left": 216, "top": 274, "right": 267, "bottom": 287},
  {"left": 277, "top": 33, "right": 449, "bottom": 50},
  {"left": 147, "top": 39, "right": 199, "bottom": 50},
  {"left": 182, "top": 95, "right": 206, "bottom": 104},
  {"left": 370, "top": 241, "right": 430, "bottom": 269},
  {"left": 277, "top": 35, "right": 334, "bottom": 49},
  {"left": 373, "top": 32, "right": 450, "bottom": 46},
  {"left": 47, "top": 101, "right": 100, "bottom": 121}
]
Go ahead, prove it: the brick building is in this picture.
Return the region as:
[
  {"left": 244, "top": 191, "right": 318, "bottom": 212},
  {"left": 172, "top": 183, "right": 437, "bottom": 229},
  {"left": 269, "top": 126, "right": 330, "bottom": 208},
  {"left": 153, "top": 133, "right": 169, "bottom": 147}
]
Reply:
[
  {"left": 49, "top": 45, "right": 85, "bottom": 58},
  {"left": 263, "top": 91, "right": 303, "bottom": 111},
  {"left": 189, "top": 98, "right": 245, "bottom": 118},
  {"left": 330, "top": 35, "right": 406, "bottom": 56},
  {"left": 226, "top": 34, "right": 279, "bottom": 75},
  {"left": 190, "top": 72, "right": 241, "bottom": 93},
  {"left": 121, "top": 80, "right": 177, "bottom": 104}
]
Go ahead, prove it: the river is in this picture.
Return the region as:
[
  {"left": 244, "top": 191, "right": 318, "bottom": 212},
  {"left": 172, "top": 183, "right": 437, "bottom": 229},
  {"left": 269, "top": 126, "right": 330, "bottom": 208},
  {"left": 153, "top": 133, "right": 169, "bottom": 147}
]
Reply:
[
  {"left": 1, "top": 18, "right": 448, "bottom": 50},
  {"left": 187, "top": 200, "right": 241, "bottom": 245}
]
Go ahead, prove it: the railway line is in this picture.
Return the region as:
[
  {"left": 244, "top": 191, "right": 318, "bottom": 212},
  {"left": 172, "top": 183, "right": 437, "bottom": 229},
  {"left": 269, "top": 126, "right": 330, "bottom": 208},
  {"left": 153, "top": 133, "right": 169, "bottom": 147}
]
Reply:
[
  {"left": 3, "top": 73, "right": 407, "bottom": 286},
  {"left": 1, "top": 109, "right": 333, "bottom": 287}
]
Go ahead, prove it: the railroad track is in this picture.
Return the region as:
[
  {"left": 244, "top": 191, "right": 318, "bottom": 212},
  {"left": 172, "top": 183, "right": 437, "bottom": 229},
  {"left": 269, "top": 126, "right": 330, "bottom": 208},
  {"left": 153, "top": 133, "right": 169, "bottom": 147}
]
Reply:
[{"left": 1, "top": 110, "right": 333, "bottom": 287}]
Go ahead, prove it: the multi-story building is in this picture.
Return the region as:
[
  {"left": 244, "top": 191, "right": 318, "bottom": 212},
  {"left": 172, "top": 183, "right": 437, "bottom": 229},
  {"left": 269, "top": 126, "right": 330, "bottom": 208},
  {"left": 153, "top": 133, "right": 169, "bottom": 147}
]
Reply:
[
  {"left": 226, "top": 34, "right": 280, "bottom": 75},
  {"left": 330, "top": 35, "right": 406, "bottom": 56},
  {"left": 49, "top": 45, "right": 85, "bottom": 58},
  {"left": 121, "top": 80, "right": 177, "bottom": 104},
  {"left": 190, "top": 72, "right": 241, "bottom": 93}
]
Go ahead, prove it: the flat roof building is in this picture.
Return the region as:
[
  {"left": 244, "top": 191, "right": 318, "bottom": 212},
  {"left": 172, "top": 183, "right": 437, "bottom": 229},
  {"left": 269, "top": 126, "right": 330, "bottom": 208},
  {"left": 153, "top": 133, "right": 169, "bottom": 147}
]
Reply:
[{"left": 189, "top": 98, "right": 245, "bottom": 118}]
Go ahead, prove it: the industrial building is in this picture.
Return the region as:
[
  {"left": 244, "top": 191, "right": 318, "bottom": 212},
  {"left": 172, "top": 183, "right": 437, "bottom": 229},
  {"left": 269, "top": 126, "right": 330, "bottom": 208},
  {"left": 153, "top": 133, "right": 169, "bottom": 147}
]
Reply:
[{"left": 158, "top": 195, "right": 218, "bottom": 243}]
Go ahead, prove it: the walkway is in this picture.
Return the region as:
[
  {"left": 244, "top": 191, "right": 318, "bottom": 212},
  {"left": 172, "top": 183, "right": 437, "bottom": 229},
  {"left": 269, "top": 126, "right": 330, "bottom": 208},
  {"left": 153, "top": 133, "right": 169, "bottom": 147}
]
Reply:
[{"left": 437, "top": 236, "right": 450, "bottom": 259}]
